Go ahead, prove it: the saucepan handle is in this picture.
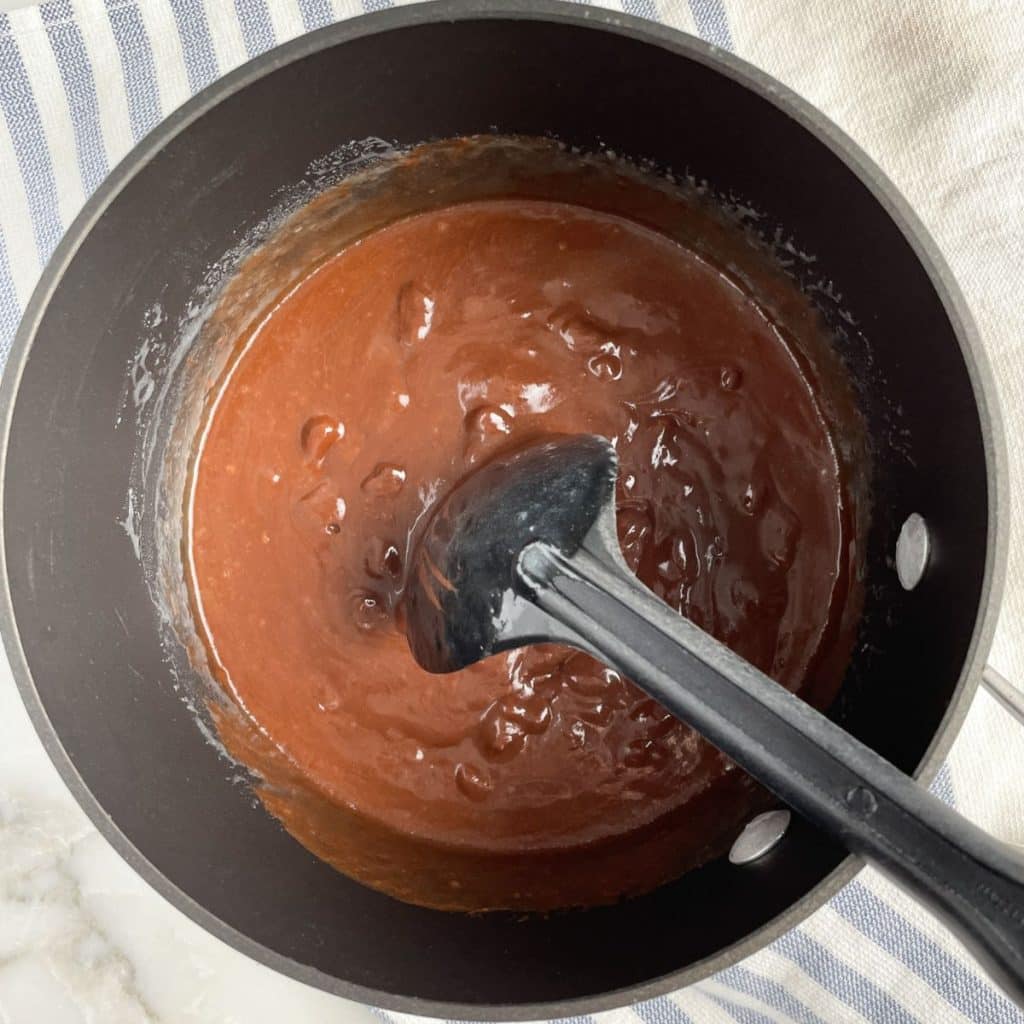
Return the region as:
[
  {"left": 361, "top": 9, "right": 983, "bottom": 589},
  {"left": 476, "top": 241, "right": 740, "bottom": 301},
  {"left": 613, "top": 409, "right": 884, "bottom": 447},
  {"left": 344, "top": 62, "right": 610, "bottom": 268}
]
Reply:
[{"left": 983, "top": 666, "right": 1024, "bottom": 727}]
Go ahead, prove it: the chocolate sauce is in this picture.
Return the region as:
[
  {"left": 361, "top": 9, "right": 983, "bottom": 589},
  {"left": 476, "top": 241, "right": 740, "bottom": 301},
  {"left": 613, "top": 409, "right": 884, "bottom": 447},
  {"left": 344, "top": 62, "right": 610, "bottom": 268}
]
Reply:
[{"left": 186, "top": 141, "right": 864, "bottom": 911}]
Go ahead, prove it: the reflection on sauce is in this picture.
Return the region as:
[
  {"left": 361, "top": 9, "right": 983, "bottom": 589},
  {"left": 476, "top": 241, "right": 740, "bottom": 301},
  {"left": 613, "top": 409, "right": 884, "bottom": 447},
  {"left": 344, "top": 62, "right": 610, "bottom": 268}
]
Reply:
[{"left": 188, "top": 151, "right": 864, "bottom": 911}]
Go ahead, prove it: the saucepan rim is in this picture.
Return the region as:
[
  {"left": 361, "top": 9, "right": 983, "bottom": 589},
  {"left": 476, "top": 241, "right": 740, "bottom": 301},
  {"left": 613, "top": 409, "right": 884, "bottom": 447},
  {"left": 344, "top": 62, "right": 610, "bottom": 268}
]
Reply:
[{"left": 0, "top": 1, "right": 1007, "bottom": 1018}]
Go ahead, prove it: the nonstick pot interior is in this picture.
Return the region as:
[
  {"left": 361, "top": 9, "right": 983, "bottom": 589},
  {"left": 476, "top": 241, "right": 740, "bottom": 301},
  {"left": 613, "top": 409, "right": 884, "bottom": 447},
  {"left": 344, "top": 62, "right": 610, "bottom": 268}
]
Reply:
[{"left": 0, "top": 3, "right": 1003, "bottom": 1017}]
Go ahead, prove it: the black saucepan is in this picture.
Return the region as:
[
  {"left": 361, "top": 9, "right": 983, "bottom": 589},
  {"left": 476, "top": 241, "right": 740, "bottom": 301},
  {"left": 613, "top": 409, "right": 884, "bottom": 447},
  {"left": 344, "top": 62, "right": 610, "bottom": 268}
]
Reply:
[{"left": 0, "top": 2, "right": 1006, "bottom": 1018}]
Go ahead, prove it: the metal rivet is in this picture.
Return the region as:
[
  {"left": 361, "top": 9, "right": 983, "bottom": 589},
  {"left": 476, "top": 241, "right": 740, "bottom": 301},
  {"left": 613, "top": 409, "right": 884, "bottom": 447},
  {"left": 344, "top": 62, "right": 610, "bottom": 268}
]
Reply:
[
  {"left": 729, "top": 809, "right": 791, "bottom": 865},
  {"left": 896, "top": 513, "right": 930, "bottom": 590},
  {"left": 845, "top": 785, "right": 878, "bottom": 817}
]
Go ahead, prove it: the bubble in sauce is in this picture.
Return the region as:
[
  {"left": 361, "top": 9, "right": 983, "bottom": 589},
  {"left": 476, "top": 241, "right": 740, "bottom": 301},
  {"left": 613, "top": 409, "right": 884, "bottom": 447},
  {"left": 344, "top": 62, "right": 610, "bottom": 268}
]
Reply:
[
  {"left": 501, "top": 693, "right": 553, "bottom": 735},
  {"left": 564, "top": 655, "right": 609, "bottom": 697},
  {"left": 568, "top": 720, "right": 588, "bottom": 750},
  {"left": 464, "top": 404, "right": 514, "bottom": 461},
  {"left": 476, "top": 704, "right": 527, "bottom": 761},
  {"left": 759, "top": 503, "right": 801, "bottom": 569},
  {"left": 455, "top": 762, "right": 493, "bottom": 802},
  {"left": 587, "top": 345, "right": 623, "bottom": 381},
  {"left": 300, "top": 415, "right": 343, "bottom": 464},
  {"left": 576, "top": 701, "right": 614, "bottom": 728},
  {"left": 635, "top": 703, "right": 676, "bottom": 741},
  {"left": 546, "top": 305, "right": 609, "bottom": 353},
  {"left": 397, "top": 281, "right": 435, "bottom": 346},
  {"left": 730, "top": 576, "right": 761, "bottom": 614},
  {"left": 740, "top": 483, "right": 758, "bottom": 515},
  {"left": 365, "top": 536, "right": 403, "bottom": 581},
  {"left": 361, "top": 463, "right": 407, "bottom": 497},
  {"left": 720, "top": 365, "right": 743, "bottom": 390},
  {"left": 623, "top": 737, "right": 666, "bottom": 769},
  {"left": 351, "top": 590, "right": 389, "bottom": 632},
  {"left": 314, "top": 682, "right": 341, "bottom": 712},
  {"left": 616, "top": 501, "right": 654, "bottom": 574},
  {"left": 671, "top": 530, "right": 700, "bottom": 584},
  {"left": 294, "top": 478, "right": 344, "bottom": 536}
]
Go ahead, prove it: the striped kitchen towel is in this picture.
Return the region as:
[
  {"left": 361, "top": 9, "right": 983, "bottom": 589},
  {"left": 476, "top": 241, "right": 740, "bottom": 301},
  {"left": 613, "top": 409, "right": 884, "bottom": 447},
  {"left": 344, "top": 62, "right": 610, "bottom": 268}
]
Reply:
[{"left": 2, "top": 0, "right": 1023, "bottom": 1021}]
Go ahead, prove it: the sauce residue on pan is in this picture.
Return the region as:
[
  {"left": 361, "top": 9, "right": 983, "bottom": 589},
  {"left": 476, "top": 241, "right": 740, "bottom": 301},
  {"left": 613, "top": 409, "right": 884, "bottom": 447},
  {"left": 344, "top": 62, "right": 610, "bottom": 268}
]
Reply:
[{"left": 184, "top": 139, "right": 865, "bottom": 911}]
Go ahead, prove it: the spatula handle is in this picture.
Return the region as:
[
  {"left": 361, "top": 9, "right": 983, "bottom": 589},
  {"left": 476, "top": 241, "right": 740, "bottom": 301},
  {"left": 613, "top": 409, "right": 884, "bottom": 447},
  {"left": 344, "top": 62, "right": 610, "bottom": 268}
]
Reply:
[{"left": 519, "top": 540, "right": 1024, "bottom": 1007}]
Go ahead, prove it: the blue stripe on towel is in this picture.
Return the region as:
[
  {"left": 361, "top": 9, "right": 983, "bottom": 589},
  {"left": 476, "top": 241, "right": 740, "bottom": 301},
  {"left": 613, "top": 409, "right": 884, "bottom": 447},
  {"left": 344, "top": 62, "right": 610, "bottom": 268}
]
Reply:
[
  {"left": 775, "top": 929, "right": 921, "bottom": 1024},
  {"left": 168, "top": 0, "right": 220, "bottom": 93},
  {"left": 688, "top": 0, "right": 733, "bottom": 50},
  {"left": 41, "top": 0, "right": 109, "bottom": 196},
  {"left": 621, "top": 0, "right": 658, "bottom": 21},
  {"left": 0, "top": 233, "right": 20, "bottom": 363},
  {"left": 297, "top": 0, "right": 333, "bottom": 31},
  {"left": 634, "top": 996, "right": 696, "bottom": 1024},
  {"left": 104, "top": 0, "right": 162, "bottom": 141},
  {"left": 0, "top": 13, "right": 65, "bottom": 264},
  {"left": 833, "top": 881, "right": 1024, "bottom": 1024},
  {"left": 705, "top": 991, "right": 782, "bottom": 1024},
  {"left": 717, "top": 964, "right": 830, "bottom": 1024},
  {"left": 234, "top": 0, "right": 277, "bottom": 58}
]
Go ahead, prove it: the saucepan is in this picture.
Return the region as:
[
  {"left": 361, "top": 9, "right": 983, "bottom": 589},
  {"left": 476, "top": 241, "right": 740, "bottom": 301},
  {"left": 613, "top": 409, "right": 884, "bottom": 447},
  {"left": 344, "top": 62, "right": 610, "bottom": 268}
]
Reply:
[{"left": 0, "top": 1, "right": 1011, "bottom": 1017}]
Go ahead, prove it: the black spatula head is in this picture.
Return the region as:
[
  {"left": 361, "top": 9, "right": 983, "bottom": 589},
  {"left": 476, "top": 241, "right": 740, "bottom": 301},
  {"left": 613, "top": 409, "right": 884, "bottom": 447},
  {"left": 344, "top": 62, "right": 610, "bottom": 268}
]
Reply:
[{"left": 402, "top": 434, "right": 617, "bottom": 673}]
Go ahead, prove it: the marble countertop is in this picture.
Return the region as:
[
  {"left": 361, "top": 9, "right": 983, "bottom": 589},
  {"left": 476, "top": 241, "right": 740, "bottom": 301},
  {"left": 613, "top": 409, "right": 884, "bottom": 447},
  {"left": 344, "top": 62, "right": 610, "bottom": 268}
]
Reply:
[{"left": 0, "top": 653, "right": 380, "bottom": 1024}]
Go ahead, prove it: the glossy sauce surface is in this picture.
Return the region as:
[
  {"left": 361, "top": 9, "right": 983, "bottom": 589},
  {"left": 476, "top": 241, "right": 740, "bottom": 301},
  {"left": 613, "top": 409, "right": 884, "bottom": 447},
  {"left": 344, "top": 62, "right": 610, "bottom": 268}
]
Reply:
[{"left": 190, "top": 197, "right": 859, "bottom": 909}]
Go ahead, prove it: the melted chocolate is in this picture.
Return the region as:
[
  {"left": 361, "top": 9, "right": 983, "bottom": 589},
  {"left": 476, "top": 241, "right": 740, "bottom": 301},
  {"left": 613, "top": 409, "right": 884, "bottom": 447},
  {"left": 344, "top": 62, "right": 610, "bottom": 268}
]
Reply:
[{"left": 186, "top": 144, "right": 864, "bottom": 911}]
